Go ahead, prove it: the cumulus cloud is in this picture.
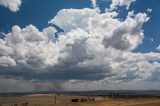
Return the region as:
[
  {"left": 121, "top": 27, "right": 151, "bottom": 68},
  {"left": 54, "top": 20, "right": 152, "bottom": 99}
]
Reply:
[
  {"left": 0, "top": 1, "right": 160, "bottom": 91},
  {"left": 110, "top": 0, "right": 136, "bottom": 10},
  {"left": 103, "top": 12, "right": 149, "bottom": 51},
  {"left": 0, "top": 25, "right": 58, "bottom": 69},
  {"left": 0, "top": 0, "right": 22, "bottom": 12}
]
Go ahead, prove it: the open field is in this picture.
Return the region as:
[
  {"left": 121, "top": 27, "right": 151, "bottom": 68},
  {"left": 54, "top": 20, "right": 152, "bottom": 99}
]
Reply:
[{"left": 0, "top": 92, "right": 160, "bottom": 106}]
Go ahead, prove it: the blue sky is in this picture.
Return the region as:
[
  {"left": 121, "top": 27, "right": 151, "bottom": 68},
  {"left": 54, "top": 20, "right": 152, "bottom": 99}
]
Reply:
[{"left": 0, "top": 0, "right": 160, "bottom": 92}]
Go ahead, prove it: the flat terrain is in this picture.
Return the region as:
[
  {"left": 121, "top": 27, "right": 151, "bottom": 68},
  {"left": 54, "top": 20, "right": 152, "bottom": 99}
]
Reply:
[{"left": 0, "top": 94, "right": 160, "bottom": 106}]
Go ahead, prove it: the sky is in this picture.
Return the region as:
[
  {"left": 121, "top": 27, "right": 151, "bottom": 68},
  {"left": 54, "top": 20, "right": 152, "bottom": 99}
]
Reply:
[{"left": 0, "top": 0, "right": 160, "bottom": 92}]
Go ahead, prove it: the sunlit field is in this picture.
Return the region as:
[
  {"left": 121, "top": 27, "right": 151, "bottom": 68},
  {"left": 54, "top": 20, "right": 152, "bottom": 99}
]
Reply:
[{"left": 1, "top": 93, "right": 160, "bottom": 106}]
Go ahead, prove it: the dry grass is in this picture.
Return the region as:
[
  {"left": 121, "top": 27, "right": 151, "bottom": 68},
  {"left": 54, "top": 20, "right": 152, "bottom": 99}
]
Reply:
[{"left": 0, "top": 94, "right": 160, "bottom": 106}]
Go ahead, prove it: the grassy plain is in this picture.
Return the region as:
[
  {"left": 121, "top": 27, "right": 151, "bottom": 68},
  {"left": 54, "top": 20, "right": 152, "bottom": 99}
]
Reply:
[{"left": 0, "top": 94, "right": 160, "bottom": 106}]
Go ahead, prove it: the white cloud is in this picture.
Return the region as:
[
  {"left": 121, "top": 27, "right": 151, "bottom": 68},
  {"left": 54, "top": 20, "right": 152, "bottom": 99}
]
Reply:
[
  {"left": 109, "top": 0, "right": 136, "bottom": 10},
  {"left": 147, "top": 8, "right": 152, "bottom": 13},
  {"left": 0, "top": 0, "right": 22, "bottom": 12},
  {"left": 156, "top": 45, "right": 160, "bottom": 51},
  {"left": 91, "top": 0, "right": 97, "bottom": 8},
  {"left": 49, "top": 8, "right": 98, "bottom": 32},
  {"left": 103, "top": 12, "right": 149, "bottom": 51},
  {"left": 90, "top": 0, "right": 100, "bottom": 12},
  {"left": 50, "top": 9, "right": 148, "bottom": 51},
  {"left": 0, "top": 25, "right": 59, "bottom": 68},
  {"left": 0, "top": 56, "right": 16, "bottom": 66}
]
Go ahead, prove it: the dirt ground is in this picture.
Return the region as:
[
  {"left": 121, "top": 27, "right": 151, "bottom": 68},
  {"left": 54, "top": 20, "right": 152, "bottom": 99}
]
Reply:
[{"left": 0, "top": 94, "right": 160, "bottom": 106}]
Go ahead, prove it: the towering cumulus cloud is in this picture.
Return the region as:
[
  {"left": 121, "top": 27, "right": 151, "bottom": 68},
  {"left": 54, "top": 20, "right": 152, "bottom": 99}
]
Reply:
[
  {"left": 0, "top": 0, "right": 160, "bottom": 91},
  {"left": 0, "top": 0, "right": 22, "bottom": 12}
]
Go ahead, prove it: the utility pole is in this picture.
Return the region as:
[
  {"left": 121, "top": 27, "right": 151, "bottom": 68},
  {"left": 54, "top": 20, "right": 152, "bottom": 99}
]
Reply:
[{"left": 54, "top": 95, "right": 56, "bottom": 104}]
